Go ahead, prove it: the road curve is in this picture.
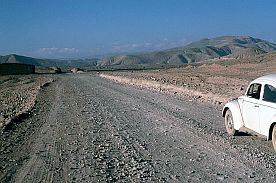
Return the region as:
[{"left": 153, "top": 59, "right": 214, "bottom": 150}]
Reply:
[{"left": 1, "top": 74, "right": 275, "bottom": 182}]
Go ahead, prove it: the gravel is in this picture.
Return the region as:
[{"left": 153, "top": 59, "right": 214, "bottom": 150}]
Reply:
[
  {"left": 0, "top": 75, "right": 54, "bottom": 128},
  {"left": 0, "top": 73, "right": 276, "bottom": 182}
]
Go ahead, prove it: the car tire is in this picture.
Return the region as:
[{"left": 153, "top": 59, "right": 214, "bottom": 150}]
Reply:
[
  {"left": 224, "top": 110, "right": 238, "bottom": 136},
  {"left": 272, "top": 125, "right": 276, "bottom": 152}
]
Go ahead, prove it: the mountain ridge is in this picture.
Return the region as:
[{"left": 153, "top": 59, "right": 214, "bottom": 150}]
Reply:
[
  {"left": 97, "top": 36, "right": 276, "bottom": 66},
  {"left": 1, "top": 36, "right": 276, "bottom": 68},
  {"left": 0, "top": 54, "right": 99, "bottom": 68}
]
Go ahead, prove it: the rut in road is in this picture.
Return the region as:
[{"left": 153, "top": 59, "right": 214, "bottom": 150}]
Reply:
[{"left": 3, "top": 74, "right": 276, "bottom": 182}]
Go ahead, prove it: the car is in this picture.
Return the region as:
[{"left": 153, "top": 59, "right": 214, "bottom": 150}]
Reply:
[{"left": 222, "top": 74, "right": 276, "bottom": 152}]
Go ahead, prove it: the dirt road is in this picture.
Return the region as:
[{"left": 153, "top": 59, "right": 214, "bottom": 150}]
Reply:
[{"left": 1, "top": 74, "right": 276, "bottom": 182}]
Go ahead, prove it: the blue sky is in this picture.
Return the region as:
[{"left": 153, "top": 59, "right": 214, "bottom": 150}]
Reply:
[{"left": 0, "top": 0, "right": 276, "bottom": 58}]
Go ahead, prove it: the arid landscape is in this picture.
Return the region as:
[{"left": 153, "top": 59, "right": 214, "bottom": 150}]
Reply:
[
  {"left": 1, "top": 48, "right": 276, "bottom": 182},
  {"left": 3, "top": 0, "right": 276, "bottom": 182},
  {"left": 100, "top": 51, "right": 276, "bottom": 106},
  {"left": 0, "top": 75, "right": 55, "bottom": 128}
]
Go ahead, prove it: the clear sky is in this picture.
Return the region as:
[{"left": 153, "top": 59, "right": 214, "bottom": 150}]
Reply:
[{"left": 0, "top": 0, "right": 276, "bottom": 58}]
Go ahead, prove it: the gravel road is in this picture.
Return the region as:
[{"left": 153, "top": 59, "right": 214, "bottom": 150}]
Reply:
[{"left": 1, "top": 74, "right": 276, "bottom": 182}]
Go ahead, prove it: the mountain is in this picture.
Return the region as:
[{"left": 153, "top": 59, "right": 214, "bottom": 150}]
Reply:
[
  {"left": 226, "top": 47, "right": 267, "bottom": 59},
  {"left": 184, "top": 36, "right": 276, "bottom": 52},
  {"left": 97, "top": 36, "right": 276, "bottom": 66},
  {"left": 1, "top": 36, "right": 276, "bottom": 68},
  {"left": 0, "top": 54, "right": 99, "bottom": 68},
  {"left": 0, "top": 54, "right": 52, "bottom": 66},
  {"left": 57, "top": 58, "right": 98, "bottom": 68}
]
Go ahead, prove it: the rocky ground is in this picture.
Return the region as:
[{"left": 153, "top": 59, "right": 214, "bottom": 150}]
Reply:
[
  {"left": 1, "top": 52, "right": 276, "bottom": 182},
  {"left": 0, "top": 75, "right": 55, "bottom": 128},
  {"left": 1, "top": 74, "right": 276, "bottom": 182},
  {"left": 99, "top": 52, "right": 276, "bottom": 106}
]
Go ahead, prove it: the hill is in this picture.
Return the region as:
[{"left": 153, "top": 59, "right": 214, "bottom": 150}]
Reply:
[
  {"left": 226, "top": 48, "right": 267, "bottom": 59},
  {"left": 1, "top": 36, "right": 276, "bottom": 69},
  {"left": 0, "top": 54, "right": 99, "bottom": 69},
  {"left": 97, "top": 36, "right": 276, "bottom": 66},
  {"left": 0, "top": 54, "right": 53, "bottom": 66}
]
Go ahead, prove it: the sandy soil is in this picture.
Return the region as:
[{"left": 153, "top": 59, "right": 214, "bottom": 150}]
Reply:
[{"left": 0, "top": 75, "right": 55, "bottom": 128}]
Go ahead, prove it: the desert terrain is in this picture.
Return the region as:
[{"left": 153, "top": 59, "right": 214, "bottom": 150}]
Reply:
[
  {"left": 0, "top": 75, "right": 55, "bottom": 128},
  {"left": 2, "top": 0, "right": 276, "bottom": 181},
  {"left": 100, "top": 52, "right": 276, "bottom": 106},
  {"left": 1, "top": 51, "right": 276, "bottom": 182}
]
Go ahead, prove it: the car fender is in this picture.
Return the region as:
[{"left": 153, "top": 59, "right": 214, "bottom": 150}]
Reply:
[
  {"left": 267, "top": 115, "right": 276, "bottom": 140},
  {"left": 222, "top": 100, "right": 244, "bottom": 130}
]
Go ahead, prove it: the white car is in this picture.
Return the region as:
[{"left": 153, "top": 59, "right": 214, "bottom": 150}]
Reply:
[{"left": 223, "top": 74, "right": 276, "bottom": 152}]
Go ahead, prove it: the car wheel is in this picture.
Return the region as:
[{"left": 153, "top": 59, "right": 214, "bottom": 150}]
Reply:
[
  {"left": 272, "top": 125, "right": 276, "bottom": 152},
  {"left": 224, "top": 110, "right": 238, "bottom": 136}
]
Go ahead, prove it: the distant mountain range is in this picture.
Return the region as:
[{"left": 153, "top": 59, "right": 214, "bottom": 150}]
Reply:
[
  {"left": 98, "top": 36, "right": 276, "bottom": 66},
  {"left": 1, "top": 36, "right": 276, "bottom": 68},
  {"left": 0, "top": 54, "right": 98, "bottom": 68}
]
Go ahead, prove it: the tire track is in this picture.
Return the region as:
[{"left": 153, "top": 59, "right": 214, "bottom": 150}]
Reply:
[{"left": 2, "top": 74, "right": 276, "bottom": 182}]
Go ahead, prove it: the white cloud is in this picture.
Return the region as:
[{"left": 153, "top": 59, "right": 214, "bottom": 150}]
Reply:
[
  {"left": 145, "top": 42, "right": 152, "bottom": 46},
  {"left": 59, "top": 48, "right": 79, "bottom": 53},
  {"left": 109, "top": 38, "right": 188, "bottom": 53},
  {"left": 32, "top": 47, "right": 80, "bottom": 58},
  {"left": 131, "top": 44, "right": 138, "bottom": 48},
  {"left": 39, "top": 47, "right": 79, "bottom": 54},
  {"left": 40, "top": 47, "right": 58, "bottom": 53},
  {"left": 111, "top": 42, "right": 155, "bottom": 53}
]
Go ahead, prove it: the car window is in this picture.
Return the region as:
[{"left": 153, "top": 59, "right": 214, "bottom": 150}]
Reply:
[
  {"left": 263, "top": 84, "right": 276, "bottom": 103},
  {"left": 247, "top": 83, "right": 261, "bottom": 99}
]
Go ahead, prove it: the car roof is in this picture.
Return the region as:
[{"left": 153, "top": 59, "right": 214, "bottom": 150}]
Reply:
[{"left": 253, "top": 74, "right": 276, "bottom": 83}]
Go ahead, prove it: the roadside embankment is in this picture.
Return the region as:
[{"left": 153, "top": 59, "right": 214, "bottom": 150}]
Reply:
[
  {"left": 99, "top": 63, "right": 252, "bottom": 106},
  {"left": 100, "top": 52, "right": 276, "bottom": 106},
  {"left": 0, "top": 75, "right": 55, "bottom": 128},
  {"left": 100, "top": 74, "right": 229, "bottom": 105}
]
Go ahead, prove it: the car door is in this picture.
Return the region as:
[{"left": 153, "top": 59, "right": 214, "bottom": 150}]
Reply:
[
  {"left": 259, "top": 84, "right": 276, "bottom": 136},
  {"left": 242, "top": 83, "right": 262, "bottom": 133}
]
